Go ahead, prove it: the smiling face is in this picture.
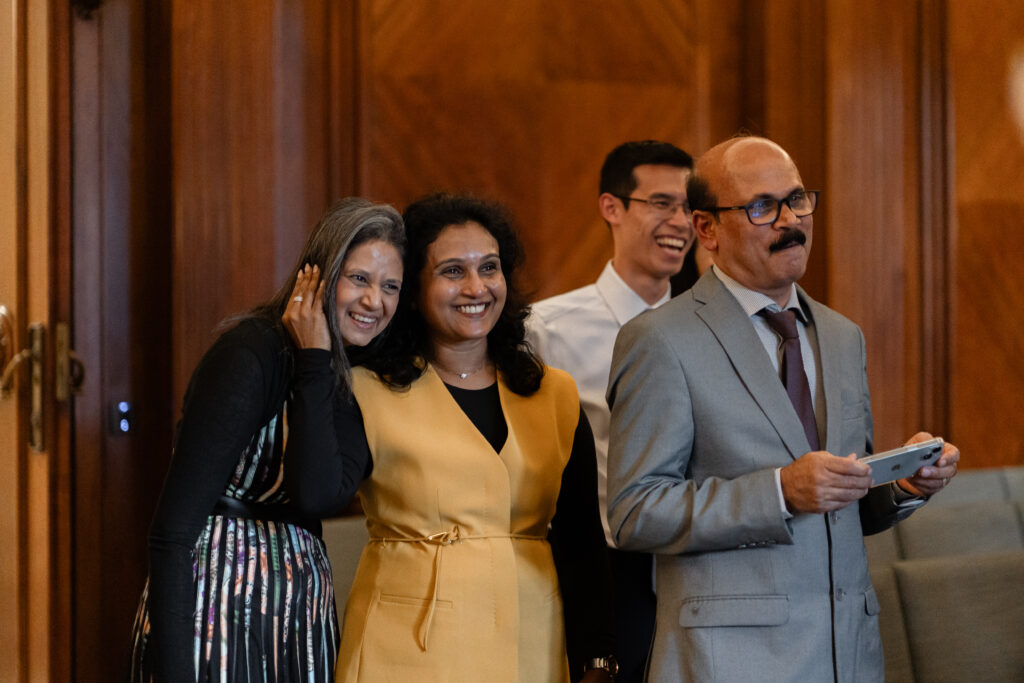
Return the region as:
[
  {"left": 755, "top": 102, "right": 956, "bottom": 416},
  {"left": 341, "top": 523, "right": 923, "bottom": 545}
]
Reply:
[
  {"left": 335, "top": 239, "right": 403, "bottom": 346},
  {"left": 694, "top": 139, "right": 812, "bottom": 305},
  {"left": 418, "top": 221, "right": 507, "bottom": 348},
  {"left": 604, "top": 163, "right": 693, "bottom": 288}
]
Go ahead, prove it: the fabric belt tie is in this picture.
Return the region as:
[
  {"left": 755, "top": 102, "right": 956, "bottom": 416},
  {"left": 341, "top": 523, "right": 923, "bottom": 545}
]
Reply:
[
  {"left": 759, "top": 308, "right": 820, "bottom": 451},
  {"left": 370, "top": 525, "right": 546, "bottom": 651}
]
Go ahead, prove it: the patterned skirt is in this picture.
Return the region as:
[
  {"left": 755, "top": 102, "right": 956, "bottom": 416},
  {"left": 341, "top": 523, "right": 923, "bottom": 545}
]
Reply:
[{"left": 129, "top": 516, "right": 339, "bottom": 682}]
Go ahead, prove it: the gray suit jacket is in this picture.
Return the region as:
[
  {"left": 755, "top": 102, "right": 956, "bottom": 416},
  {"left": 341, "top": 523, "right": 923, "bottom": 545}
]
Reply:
[{"left": 606, "top": 270, "right": 915, "bottom": 682}]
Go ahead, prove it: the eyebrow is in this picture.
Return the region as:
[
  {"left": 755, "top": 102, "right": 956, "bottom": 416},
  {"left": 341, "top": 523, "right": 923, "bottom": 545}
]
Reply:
[
  {"left": 749, "top": 187, "right": 805, "bottom": 200},
  {"left": 435, "top": 252, "right": 500, "bottom": 267}
]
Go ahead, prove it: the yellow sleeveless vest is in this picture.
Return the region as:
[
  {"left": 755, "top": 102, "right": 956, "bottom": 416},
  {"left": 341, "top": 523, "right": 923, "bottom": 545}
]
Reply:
[{"left": 337, "top": 363, "right": 579, "bottom": 682}]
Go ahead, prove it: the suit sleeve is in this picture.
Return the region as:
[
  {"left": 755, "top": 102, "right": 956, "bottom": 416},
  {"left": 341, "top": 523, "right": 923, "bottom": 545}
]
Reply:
[{"left": 605, "top": 314, "right": 794, "bottom": 555}]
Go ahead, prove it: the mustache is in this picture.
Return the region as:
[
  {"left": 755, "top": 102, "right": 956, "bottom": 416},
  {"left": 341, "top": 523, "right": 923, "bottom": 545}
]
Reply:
[{"left": 769, "top": 228, "right": 807, "bottom": 253}]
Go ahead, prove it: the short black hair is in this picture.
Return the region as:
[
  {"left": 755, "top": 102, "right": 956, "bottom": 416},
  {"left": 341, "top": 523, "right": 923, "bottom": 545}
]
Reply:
[{"left": 599, "top": 140, "right": 694, "bottom": 207}]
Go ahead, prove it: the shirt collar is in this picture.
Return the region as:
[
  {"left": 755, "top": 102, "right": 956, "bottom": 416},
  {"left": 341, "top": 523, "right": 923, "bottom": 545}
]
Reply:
[
  {"left": 595, "top": 261, "right": 670, "bottom": 325},
  {"left": 711, "top": 265, "right": 807, "bottom": 323}
]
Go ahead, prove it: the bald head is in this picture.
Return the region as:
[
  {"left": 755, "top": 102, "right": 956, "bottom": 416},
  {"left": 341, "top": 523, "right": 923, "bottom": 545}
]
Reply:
[
  {"left": 690, "top": 137, "right": 801, "bottom": 211},
  {"left": 687, "top": 136, "right": 813, "bottom": 306}
]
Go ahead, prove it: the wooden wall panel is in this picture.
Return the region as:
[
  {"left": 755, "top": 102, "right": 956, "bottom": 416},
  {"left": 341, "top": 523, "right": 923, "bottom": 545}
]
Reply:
[
  {"left": 948, "top": 0, "right": 1024, "bottom": 467},
  {"left": 356, "top": 0, "right": 1011, "bottom": 464},
  {"left": 825, "top": 0, "right": 929, "bottom": 450},
  {"left": 762, "top": 0, "right": 828, "bottom": 302},
  {"left": 357, "top": 0, "right": 743, "bottom": 300},
  {"left": 170, "top": 0, "right": 354, "bottom": 402}
]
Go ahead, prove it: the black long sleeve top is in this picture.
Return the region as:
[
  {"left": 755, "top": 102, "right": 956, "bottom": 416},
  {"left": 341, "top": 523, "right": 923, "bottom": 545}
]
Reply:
[{"left": 145, "top": 318, "right": 370, "bottom": 682}]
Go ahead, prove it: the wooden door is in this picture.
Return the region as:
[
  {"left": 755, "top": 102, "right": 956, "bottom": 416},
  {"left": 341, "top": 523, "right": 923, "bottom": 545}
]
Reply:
[
  {"left": 0, "top": 0, "right": 73, "bottom": 679},
  {"left": 69, "top": 1, "right": 174, "bottom": 679},
  {"left": 66, "top": 1, "right": 352, "bottom": 678},
  {"left": 2, "top": 1, "right": 175, "bottom": 679}
]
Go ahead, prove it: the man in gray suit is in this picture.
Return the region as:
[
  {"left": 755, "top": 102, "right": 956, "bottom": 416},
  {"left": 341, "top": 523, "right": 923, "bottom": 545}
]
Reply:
[{"left": 605, "top": 136, "right": 960, "bottom": 682}]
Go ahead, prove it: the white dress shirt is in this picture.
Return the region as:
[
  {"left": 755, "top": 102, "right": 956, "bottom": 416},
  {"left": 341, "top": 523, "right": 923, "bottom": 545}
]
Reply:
[
  {"left": 712, "top": 265, "right": 819, "bottom": 405},
  {"left": 527, "top": 262, "right": 670, "bottom": 545}
]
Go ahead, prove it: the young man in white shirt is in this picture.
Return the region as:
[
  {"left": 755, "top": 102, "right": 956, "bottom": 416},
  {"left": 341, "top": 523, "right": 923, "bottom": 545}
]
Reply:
[{"left": 527, "top": 140, "right": 694, "bottom": 683}]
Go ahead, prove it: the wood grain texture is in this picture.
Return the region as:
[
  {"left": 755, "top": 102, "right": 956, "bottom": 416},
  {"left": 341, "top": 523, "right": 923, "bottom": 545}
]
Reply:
[
  {"left": 948, "top": 0, "right": 1024, "bottom": 467},
  {"left": 762, "top": 0, "right": 828, "bottom": 302},
  {"left": 0, "top": 0, "right": 27, "bottom": 676},
  {"left": 825, "top": 0, "right": 924, "bottom": 450},
  {"left": 50, "top": 0, "right": 74, "bottom": 678},
  {"left": 171, "top": 0, "right": 349, "bottom": 402},
  {"left": 67, "top": 2, "right": 176, "bottom": 679},
  {"left": 914, "top": 0, "right": 953, "bottom": 445},
  {"left": 357, "top": 0, "right": 713, "bottom": 299}
]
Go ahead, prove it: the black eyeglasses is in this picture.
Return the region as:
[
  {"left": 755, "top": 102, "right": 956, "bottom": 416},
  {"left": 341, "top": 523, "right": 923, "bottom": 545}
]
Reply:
[
  {"left": 708, "top": 190, "right": 819, "bottom": 225},
  {"left": 613, "top": 195, "right": 691, "bottom": 216}
]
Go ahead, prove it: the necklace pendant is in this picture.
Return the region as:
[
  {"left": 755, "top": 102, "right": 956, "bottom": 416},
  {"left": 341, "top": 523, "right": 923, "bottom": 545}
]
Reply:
[{"left": 459, "top": 372, "right": 469, "bottom": 379}]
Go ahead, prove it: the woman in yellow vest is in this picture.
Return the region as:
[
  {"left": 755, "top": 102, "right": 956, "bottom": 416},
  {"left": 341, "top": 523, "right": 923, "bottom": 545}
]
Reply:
[{"left": 289, "top": 193, "right": 616, "bottom": 682}]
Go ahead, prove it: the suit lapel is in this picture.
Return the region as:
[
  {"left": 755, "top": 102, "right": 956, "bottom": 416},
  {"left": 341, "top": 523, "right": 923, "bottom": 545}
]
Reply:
[
  {"left": 693, "top": 273, "right": 813, "bottom": 460},
  {"left": 801, "top": 289, "right": 844, "bottom": 456}
]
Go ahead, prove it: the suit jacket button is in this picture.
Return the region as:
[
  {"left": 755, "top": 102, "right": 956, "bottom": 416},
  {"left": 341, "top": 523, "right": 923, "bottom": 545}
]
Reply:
[
  {"left": 829, "top": 511, "right": 839, "bottom": 523},
  {"left": 836, "top": 588, "right": 846, "bottom": 601}
]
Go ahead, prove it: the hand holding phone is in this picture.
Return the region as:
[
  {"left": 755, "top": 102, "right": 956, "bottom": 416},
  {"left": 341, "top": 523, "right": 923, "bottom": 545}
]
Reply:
[{"left": 859, "top": 437, "right": 945, "bottom": 486}]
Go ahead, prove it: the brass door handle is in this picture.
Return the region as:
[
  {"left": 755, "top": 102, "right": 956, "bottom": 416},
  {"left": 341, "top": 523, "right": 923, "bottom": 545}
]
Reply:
[
  {"left": 56, "top": 322, "right": 84, "bottom": 401},
  {"left": 0, "top": 305, "right": 10, "bottom": 366},
  {"left": 0, "top": 305, "right": 28, "bottom": 398},
  {"left": 0, "top": 311, "right": 82, "bottom": 450},
  {"left": 0, "top": 319, "right": 45, "bottom": 450},
  {"left": 1, "top": 348, "right": 30, "bottom": 397}
]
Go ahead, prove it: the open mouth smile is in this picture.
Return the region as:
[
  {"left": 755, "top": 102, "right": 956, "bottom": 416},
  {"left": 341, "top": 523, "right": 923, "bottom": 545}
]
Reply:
[
  {"left": 349, "top": 312, "right": 378, "bottom": 327},
  {"left": 656, "top": 236, "right": 688, "bottom": 252}
]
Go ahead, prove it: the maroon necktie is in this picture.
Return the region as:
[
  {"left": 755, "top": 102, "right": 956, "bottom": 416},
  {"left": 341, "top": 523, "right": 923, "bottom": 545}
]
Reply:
[{"left": 759, "top": 308, "right": 819, "bottom": 451}]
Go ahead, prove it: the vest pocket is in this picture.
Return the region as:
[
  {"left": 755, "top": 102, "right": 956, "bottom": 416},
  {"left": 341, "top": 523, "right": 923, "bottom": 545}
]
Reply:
[
  {"left": 379, "top": 593, "right": 454, "bottom": 609},
  {"left": 678, "top": 595, "right": 789, "bottom": 627}
]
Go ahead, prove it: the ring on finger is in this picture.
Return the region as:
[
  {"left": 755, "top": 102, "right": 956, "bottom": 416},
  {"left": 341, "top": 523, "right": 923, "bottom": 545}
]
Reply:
[{"left": 293, "top": 296, "right": 304, "bottom": 302}]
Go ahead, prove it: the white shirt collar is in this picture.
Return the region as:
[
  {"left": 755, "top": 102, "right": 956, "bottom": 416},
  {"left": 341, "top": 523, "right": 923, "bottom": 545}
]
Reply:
[
  {"left": 595, "top": 261, "right": 670, "bottom": 325},
  {"left": 711, "top": 265, "right": 806, "bottom": 322}
]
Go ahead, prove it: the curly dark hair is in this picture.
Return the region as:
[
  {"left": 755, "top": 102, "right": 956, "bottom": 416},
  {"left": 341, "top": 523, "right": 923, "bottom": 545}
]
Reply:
[{"left": 364, "top": 193, "right": 544, "bottom": 396}]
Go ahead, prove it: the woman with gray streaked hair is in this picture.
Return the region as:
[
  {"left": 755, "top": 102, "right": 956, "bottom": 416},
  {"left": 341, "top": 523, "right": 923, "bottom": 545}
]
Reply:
[{"left": 128, "top": 198, "right": 405, "bottom": 683}]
